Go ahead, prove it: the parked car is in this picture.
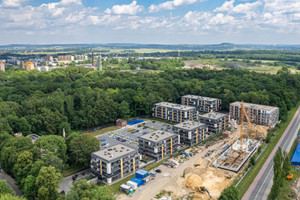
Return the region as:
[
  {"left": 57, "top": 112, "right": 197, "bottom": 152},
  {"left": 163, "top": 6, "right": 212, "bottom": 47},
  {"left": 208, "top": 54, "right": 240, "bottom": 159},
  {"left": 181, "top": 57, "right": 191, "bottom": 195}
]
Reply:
[
  {"left": 101, "top": 139, "right": 106, "bottom": 142},
  {"left": 155, "top": 169, "right": 162, "bottom": 173},
  {"left": 121, "top": 139, "right": 126, "bottom": 142}
]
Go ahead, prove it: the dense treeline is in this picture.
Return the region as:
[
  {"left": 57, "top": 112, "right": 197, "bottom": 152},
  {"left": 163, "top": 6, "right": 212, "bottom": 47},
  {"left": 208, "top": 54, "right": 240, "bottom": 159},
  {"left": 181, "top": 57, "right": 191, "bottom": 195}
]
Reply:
[
  {"left": 0, "top": 133, "right": 101, "bottom": 200},
  {"left": 0, "top": 67, "right": 299, "bottom": 136}
]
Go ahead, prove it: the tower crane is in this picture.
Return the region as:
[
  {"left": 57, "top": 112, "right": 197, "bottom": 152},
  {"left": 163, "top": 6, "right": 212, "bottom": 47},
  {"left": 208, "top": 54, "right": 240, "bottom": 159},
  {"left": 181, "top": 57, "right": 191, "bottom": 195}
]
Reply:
[{"left": 240, "top": 100, "right": 252, "bottom": 151}]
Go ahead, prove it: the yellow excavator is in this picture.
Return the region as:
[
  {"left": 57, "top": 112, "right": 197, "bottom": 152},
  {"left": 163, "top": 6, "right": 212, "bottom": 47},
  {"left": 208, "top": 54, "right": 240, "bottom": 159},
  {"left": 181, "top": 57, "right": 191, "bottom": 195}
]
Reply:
[{"left": 196, "top": 185, "right": 212, "bottom": 198}]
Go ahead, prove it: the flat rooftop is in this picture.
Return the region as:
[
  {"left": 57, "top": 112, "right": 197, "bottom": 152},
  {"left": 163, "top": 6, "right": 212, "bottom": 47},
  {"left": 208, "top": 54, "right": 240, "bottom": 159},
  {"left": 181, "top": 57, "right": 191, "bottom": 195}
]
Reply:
[
  {"left": 173, "top": 120, "right": 206, "bottom": 131},
  {"left": 182, "top": 95, "right": 220, "bottom": 101},
  {"left": 230, "top": 101, "right": 278, "bottom": 111},
  {"left": 154, "top": 102, "right": 195, "bottom": 111},
  {"left": 199, "top": 112, "right": 228, "bottom": 119},
  {"left": 139, "top": 130, "right": 176, "bottom": 143},
  {"left": 92, "top": 144, "right": 137, "bottom": 162}
]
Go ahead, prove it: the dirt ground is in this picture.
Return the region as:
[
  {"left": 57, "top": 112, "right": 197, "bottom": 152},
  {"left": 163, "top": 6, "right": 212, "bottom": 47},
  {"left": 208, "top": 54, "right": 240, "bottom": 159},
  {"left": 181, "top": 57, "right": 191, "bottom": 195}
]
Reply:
[
  {"left": 116, "top": 124, "right": 266, "bottom": 200},
  {"left": 117, "top": 139, "right": 236, "bottom": 200},
  {"left": 292, "top": 177, "right": 300, "bottom": 200}
]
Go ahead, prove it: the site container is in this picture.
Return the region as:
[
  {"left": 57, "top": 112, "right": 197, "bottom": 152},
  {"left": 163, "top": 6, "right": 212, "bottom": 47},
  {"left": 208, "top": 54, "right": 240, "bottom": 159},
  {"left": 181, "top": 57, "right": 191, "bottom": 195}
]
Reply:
[
  {"left": 126, "top": 181, "right": 138, "bottom": 190},
  {"left": 135, "top": 169, "right": 149, "bottom": 179},
  {"left": 130, "top": 177, "right": 145, "bottom": 187}
]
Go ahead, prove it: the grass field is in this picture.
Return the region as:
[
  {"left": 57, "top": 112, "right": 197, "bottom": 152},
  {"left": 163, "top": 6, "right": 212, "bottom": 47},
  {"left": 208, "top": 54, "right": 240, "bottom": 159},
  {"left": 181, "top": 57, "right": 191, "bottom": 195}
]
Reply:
[
  {"left": 84, "top": 126, "right": 120, "bottom": 137},
  {"left": 62, "top": 166, "right": 86, "bottom": 177},
  {"left": 235, "top": 102, "right": 300, "bottom": 199}
]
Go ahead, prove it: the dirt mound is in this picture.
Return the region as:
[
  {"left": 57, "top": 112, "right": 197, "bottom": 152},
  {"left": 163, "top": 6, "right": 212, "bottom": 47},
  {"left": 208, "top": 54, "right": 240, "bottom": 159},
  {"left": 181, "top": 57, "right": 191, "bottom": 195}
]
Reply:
[
  {"left": 245, "top": 125, "right": 267, "bottom": 139},
  {"left": 184, "top": 167, "right": 194, "bottom": 175},
  {"left": 185, "top": 174, "right": 203, "bottom": 189}
]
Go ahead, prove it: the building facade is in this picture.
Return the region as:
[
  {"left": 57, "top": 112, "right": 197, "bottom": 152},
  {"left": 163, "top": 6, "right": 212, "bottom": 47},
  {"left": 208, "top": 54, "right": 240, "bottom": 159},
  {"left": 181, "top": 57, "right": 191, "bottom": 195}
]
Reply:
[
  {"left": 229, "top": 101, "right": 279, "bottom": 127},
  {"left": 198, "top": 112, "right": 230, "bottom": 134},
  {"left": 181, "top": 95, "right": 222, "bottom": 113},
  {"left": 152, "top": 102, "right": 197, "bottom": 123},
  {"left": 173, "top": 120, "right": 208, "bottom": 146},
  {"left": 22, "top": 62, "right": 35, "bottom": 71},
  {"left": 91, "top": 144, "right": 140, "bottom": 185},
  {"left": 138, "top": 130, "right": 179, "bottom": 161},
  {"left": 58, "top": 55, "right": 74, "bottom": 62},
  {"left": 0, "top": 62, "right": 5, "bottom": 72}
]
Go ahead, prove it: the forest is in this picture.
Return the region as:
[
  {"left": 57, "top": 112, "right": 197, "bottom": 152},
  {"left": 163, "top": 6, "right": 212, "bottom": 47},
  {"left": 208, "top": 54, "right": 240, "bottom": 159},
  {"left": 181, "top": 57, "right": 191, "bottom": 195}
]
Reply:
[{"left": 0, "top": 66, "right": 299, "bottom": 137}]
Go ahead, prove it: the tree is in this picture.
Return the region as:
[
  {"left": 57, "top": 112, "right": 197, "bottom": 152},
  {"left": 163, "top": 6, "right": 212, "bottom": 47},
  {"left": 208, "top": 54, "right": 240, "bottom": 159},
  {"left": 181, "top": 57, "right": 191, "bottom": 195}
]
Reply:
[
  {"left": 0, "top": 180, "right": 14, "bottom": 196},
  {"left": 0, "top": 194, "right": 27, "bottom": 200},
  {"left": 13, "top": 151, "right": 33, "bottom": 184},
  {"left": 282, "top": 151, "right": 291, "bottom": 177},
  {"left": 35, "top": 166, "right": 62, "bottom": 200},
  {"left": 92, "top": 187, "right": 115, "bottom": 200},
  {"left": 71, "top": 179, "right": 96, "bottom": 199},
  {"left": 69, "top": 134, "right": 99, "bottom": 167},
  {"left": 65, "top": 190, "right": 79, "bottom": 200},
  {"left": 22, "top": 175, "right": 38, "bottom": 200},
  {"left": 42, "top": 153, "right": 64, "bottom": 172},
  {"left": 218, "top": 185, "right": 239, "bottom": 200},
  {"left": 35, "top": 135, "right": 67, "bottom": 162},
  {"left": 269, "top": 148, "right": 283, "bottom": 199}
]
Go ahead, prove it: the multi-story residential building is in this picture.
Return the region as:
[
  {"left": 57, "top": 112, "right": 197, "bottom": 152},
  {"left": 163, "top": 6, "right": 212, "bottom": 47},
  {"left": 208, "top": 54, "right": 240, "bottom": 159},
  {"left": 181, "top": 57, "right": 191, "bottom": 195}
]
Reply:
[
  {"left": 198, "top": 112, "right": 229, "bottom": 134},
  {"left": 229, "top": 102, "right": 279, "bottom": 127},
  {"left": 22, "top": 62, "right": 35, "bottom": 71},
  {"left": 91, "top": 144, "right": 140, "bottom": 185},
  {"left": 44, "top": 56, "right": 54, "bottom": 62},
  {"left": 173, "top": 120, "right": 208, "bottom": 146},
  {"left": 138, "top": 130, "right": 180, "bottom": 161},
  {"left": 152, "top": 102, "right": 197, "bottom": 123},
  {"left": 181, "top": 95, "right": 222, "bottom": 112},
  {"left": 58, "top": 55, "right": 74, "bottom": 62},
  {"left": 0, "top": 62, "right": 5, "bottom": 72},
  {"left": 74, "top": 55, "right": 88, "bottom": 61}
]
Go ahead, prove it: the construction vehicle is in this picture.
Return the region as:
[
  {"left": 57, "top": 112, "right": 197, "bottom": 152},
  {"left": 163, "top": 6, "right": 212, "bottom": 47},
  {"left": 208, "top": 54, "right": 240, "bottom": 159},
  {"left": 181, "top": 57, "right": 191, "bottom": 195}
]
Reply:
[
  {"left": 226, "top": 174, "right": 232, "bottom": 179},
  {"left": 196, "top": 185, "right": 212, "bottom": 198},
  {"left": 240, "top": 100, "right": 252, "bottom": 151},
  {"left": 287, "top": 173, "right": 293, "bottom": 180}
]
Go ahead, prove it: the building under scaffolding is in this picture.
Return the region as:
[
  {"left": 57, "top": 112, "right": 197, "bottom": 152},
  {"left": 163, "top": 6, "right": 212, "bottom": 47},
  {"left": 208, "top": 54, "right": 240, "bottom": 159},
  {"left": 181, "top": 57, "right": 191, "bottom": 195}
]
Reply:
[
  {"left": 230, "top": 101, "right": 279, "bottom": 127},
  {"left": 213, "top": 139, "right": 261, "bottom": 172}
]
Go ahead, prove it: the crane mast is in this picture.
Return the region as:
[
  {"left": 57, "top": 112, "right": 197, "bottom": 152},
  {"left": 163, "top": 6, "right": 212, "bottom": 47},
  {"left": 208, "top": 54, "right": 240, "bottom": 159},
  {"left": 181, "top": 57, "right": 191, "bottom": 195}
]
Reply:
[{"left": 240, "top": 100, "right": 252, "bottom": 151}]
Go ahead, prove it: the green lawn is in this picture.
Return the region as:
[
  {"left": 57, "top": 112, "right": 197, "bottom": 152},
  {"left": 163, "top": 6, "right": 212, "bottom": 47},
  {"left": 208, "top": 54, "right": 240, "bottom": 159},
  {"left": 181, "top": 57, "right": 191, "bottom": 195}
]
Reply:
[
  {"left": 235, "top": 102, "right": 300, "bottom": 199},
  {"left": 62, "top": 166, "right": 86, "bottom": 177},
  {"left": 84, "top": 126, "right": 120, "bottom": 137}
]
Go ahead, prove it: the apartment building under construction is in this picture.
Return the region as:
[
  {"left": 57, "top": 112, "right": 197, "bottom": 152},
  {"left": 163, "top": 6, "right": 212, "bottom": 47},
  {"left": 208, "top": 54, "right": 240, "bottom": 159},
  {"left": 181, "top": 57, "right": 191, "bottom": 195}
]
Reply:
[
  {"left": 152, "top": 102, "right": 197, "bottom": 123},
  {"left": 138, "top": 130, "right": 179, "bottom": 161},
  {"left": 173, "top": 120, "right": 208, "bottom": 146},
  {"left": 198, "top": 112, "right": 230, "bottom": 134},
  {"left": 91, "top": 144, "right": 140, "bottom": 185},
  {"left": 230, "top": 101, "right": 279, "bottom": 127},
  {"left": 181, "top": 95, "right": 222, "bottom": 113}
]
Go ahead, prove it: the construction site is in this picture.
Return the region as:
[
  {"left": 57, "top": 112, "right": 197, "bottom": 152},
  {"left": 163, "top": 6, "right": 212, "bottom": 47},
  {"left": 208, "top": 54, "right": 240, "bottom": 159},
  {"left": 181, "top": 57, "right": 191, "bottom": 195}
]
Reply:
[{"left": 117, "top": 101, "right": 269, "bottom": 200}]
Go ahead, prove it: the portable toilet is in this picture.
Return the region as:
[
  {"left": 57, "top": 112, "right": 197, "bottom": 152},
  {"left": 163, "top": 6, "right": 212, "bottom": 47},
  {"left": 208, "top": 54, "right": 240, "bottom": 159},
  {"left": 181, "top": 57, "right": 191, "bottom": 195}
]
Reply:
[
  {"left": 135, "top": 169, "right": 149, "bottom": 179},
  {"left": 126, "top": 181, "right": 138, "bottom": 190}
]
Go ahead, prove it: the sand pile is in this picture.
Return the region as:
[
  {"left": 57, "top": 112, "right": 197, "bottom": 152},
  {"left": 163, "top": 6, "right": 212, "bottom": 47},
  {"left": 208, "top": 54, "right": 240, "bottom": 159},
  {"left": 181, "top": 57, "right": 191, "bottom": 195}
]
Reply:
[
  {"left": 245, "top": 125, "right": 267, "bottom": 139},
  {"left": 185, "top": 174, "right": 203, "bottom": 189}
]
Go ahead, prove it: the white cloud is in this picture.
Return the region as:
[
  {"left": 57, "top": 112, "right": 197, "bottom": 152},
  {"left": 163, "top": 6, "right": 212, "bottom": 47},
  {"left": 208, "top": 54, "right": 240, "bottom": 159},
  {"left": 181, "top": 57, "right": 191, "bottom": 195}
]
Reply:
[
  {"left": 214, "top": 0, "right": 235, "bottom": 12},
  {"left": 105, "top": 1, "right": 143, "bottom": 15},
  {"left": 1, "top": 0, "right": 29, "bottom": 7},
  {"left": 149, "top": 0, "right": 199, "bottom": 13}
]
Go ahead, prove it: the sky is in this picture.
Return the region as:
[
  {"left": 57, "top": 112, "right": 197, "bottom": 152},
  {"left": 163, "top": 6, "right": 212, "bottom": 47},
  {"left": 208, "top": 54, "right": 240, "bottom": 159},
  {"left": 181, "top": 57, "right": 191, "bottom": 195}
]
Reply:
[{"left": 0, "top": 0, "right": 300, "bottom": 45}]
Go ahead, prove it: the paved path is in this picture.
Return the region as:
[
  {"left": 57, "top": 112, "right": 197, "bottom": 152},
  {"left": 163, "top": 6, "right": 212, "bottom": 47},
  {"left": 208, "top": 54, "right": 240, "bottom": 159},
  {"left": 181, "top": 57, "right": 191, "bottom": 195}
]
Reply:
[
  {"left": 59, "top": 169, "right": 91, "bottom": 193},
  {"left": 242, "top": 106, "right": 300, "bottom": 200},
  {"left": 0, "top": 170, "right": 22, "bottom": 196}
]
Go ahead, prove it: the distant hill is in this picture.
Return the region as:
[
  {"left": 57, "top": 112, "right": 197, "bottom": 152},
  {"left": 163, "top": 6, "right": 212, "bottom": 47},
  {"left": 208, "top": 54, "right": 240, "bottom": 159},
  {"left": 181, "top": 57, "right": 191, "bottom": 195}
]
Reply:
[{"left": 1, "top": 43, "right": 300, "bottom": 51}]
